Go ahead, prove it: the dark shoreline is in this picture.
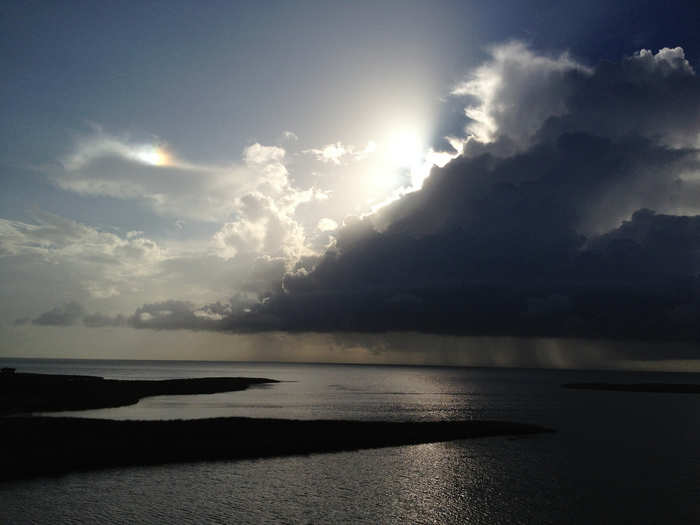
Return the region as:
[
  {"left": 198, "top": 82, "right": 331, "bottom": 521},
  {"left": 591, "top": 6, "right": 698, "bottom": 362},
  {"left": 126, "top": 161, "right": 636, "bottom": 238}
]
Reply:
[
  {"left": 0, "top": 372, "right": 277, "bottom": 415},
  {"left": 0, "top": 416, "right": 553, "bottom": 482},
  {"left": 563, "top": 382, "right": 700, "bottom": 393}
]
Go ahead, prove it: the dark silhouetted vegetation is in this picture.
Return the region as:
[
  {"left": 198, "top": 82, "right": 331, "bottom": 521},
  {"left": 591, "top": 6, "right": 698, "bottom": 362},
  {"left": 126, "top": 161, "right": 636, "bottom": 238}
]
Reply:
[
  {"left": 0, "top": 372, "right": 277, "bottom": 415},
  {"left": 0, "top": 416, "right": 552, "bottom": 481}
]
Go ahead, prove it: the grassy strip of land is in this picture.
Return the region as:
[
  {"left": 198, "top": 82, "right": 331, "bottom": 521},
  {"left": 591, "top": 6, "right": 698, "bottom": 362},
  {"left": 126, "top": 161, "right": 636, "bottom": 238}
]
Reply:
[
  {"left": 0, "top": 416, "right": 553, "bottom": 481},
  {"left": 0, "top": 372, "right": 277, "bottom": 415},
  {"left": 563, "top": 382, "right": 700, "bottom": 393},
  {"left": 0, "top": 372, "right": 553, "bottom": 481}
]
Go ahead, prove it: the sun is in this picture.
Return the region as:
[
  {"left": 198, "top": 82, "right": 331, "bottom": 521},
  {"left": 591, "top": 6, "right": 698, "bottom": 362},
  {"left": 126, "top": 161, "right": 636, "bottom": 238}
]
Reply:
[{"left": 386, "top": 128, "right": 423, "bottom": 170}]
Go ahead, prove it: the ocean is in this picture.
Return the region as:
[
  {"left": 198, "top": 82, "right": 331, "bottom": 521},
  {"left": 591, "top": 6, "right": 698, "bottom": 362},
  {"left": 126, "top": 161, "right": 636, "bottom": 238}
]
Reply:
[{"left": 1, "top": 358, "right": 699, "bottom": 524}]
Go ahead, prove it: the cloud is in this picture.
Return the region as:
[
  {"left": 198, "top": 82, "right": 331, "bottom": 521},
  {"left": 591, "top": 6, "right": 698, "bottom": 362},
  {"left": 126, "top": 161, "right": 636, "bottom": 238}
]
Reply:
[
  {"left": 303, "top": 141, "right": 376, "bottom": 165},
  {"left": 25, "top": 44, "right": 700, "bottom": 353},
  {"left": 53, "top": 148, "right": 245, "bottom": 222},
  {"left": 40, "top": 133, "right": 329, "bottom": 306},
  {"left": 0, "top": 211, "right": 290, "bottom": 326},
  {"left": 0, "top": 212, "right": 165, "bottom": 292},
  {"left": 197, "top": 44, "right": 700, "bottom": 344},
  {"left": 207, "top": 143, "right": 334, "bottom": 264},
  {"left": 128, "top": 300, "right": 219, "bottom": 330},
  {"left": 631, "top": 46, "right": 694, "bottom": 76},
  {"left": 25, "top": 298, "right": 246, "bottom": 331},
  {"left": 305, "top": 142, "right": 348, "bottom": 164},
  {"left": 259, "top": 138, "right": 696, "bottom": 339},
  {"left": 452, "top": 41, "right": 592, "bottom": 148},
  {"left": 32, "top": 301, "right": 84, "bottom": 326},
  {"left": 60, "top": 133, "right": 174, "bottom": 171},
  {"left": 212, "top": 197, "right": 308, "bottom": 261},
  {"left": 243, "top": 143, "right": 286, "bottom": 168},
  {"left": 58, "top": 134, "right": 329, "bottom": 256},
  {"left": 52, "top": 131, "right": 324, "bottom": 229},
  {"left": 437, "top": 43, "right": 700, "bottom": 159},
  {"left": 317, "top": 218, "right": 338, "bottom": 232}
]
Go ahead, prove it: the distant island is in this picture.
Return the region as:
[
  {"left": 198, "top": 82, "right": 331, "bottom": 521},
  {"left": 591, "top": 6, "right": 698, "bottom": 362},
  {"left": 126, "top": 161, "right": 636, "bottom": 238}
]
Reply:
[
  {"left": 0, "top": 370, "right": 277, "bottom": 415},
  {"left": 0, "top": 371, "right": 553, "bottom": 481},
  {"left": 563, "top": 382, "right": 700, "bottom": 394}
]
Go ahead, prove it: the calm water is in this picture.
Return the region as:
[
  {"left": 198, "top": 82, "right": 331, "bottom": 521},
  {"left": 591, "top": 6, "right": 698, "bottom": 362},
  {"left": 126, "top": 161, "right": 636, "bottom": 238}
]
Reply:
[{"left": 1, "top": 358, "right": 700, "bottom": 524}]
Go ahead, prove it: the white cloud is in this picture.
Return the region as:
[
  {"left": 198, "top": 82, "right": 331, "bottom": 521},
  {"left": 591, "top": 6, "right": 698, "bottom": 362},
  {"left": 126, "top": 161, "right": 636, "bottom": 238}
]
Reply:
[
  {"left": 317, "top": 218, "right": 338, "bottom": 231},
  {"left": 304, "top": 142, "right": 348, "bottom": 164},
  {"left": 452, "top": 41, "right": 592, "bottom": 147},
  {"left": 0, "top": 212, "right": 167, "bottom": 320},
  {"left": 17, "top": 130, "right": 347, "bottom": 324},
  {"left": 631, "top": 47, "right": 695, "bottom": 76},
  {"left": 53, "top": 131, "right": 304, "bottom": 222},
  {"left": 242, "top": 143, "right": 289, "bottom": 193},
  {"left": 61, "top": 134, "right": 173, "bottom": 171},
  {"left": 243, "top": 143, "right": 286, "bottom": 165},
  {"left": 303, "top": 141, "right": 376, "bottom": 165},
  {"left": 52, "top": 153, "right": 250, "bottom": 222},
  {"left": 212, "top": 192, "right": 309, "bottom": 262},
  {"left": 0, "top": 210, "right": 296, "bottom": 322},
  {"left": 0, "top": 213, "right": 163, "bottom": 270}
]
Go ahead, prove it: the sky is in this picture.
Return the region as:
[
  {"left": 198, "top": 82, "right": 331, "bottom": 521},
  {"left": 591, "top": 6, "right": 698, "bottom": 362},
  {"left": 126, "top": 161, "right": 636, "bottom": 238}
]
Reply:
[{"left": 2, "top": 0, "right": 700, "bottom": 369}]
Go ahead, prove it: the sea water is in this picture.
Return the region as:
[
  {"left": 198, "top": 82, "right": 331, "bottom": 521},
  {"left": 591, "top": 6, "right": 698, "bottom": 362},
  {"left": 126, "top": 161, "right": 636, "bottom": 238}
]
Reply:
[{"left": 1, "top": 358, "right": 699, "bottom": 524}]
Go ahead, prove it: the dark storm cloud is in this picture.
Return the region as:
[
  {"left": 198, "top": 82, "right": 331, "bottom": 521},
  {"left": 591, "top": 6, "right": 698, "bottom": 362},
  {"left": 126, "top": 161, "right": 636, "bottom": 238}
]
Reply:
[
  {"left": 532, "top": 48, "right": 699, "bottom": 150},
  {"left": 220, "top": 209, "right": 700, "bottom": 342},
  {"left": 437, "top": 44, "right": 700, "bottom": 159},
  {"left": 215, "top": 46, "right": 700, "bottom": 342}
]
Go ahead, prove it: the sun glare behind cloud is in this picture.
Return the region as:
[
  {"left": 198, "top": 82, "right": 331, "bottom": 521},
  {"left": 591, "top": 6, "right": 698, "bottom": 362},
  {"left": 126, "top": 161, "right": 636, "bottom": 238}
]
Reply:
[
  {"left": 386, "top": 127, "right": 423, "bottom": 170},
  {"left": 371, "top": 124, "right": 458, "bottom": 201}
]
